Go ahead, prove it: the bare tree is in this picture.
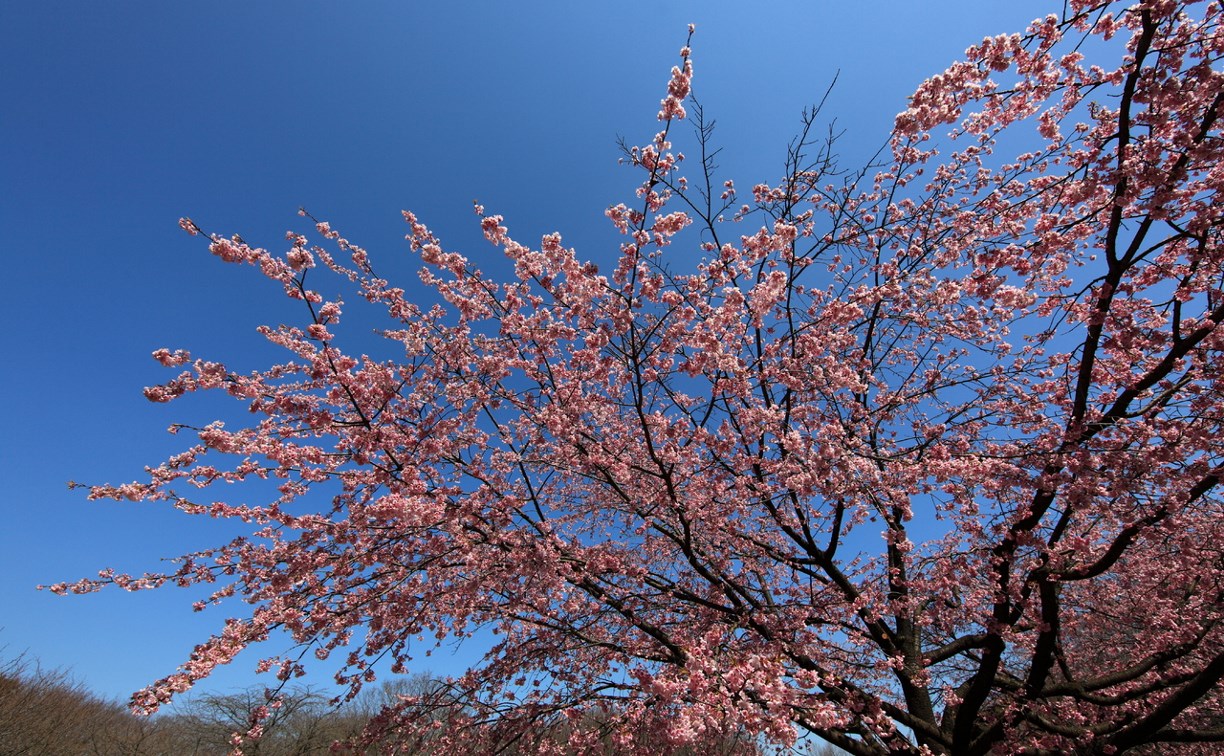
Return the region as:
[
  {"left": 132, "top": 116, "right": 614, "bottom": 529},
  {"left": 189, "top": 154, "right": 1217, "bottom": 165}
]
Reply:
[{"left": 0, "top": 654, "right": 173, "bottom": 755}]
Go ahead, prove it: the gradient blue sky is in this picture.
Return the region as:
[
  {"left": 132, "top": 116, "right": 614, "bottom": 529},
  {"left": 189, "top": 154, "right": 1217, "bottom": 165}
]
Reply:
[{"left": 4, "top": 1, "right": 1050, "bottom": 704}]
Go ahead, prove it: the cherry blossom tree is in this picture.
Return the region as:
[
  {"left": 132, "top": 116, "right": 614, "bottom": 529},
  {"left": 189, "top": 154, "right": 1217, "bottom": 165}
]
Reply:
[{"left": 52, "top": 2, "right": 1224, "bottom": 753}]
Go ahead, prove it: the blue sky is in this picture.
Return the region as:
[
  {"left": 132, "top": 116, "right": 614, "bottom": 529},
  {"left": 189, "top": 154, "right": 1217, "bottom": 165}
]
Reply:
[{"left": 3, "top": 1, "right": 1051, "bottom": 704}]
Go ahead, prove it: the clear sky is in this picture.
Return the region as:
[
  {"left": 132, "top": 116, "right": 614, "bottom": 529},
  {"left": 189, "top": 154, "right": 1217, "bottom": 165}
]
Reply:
[{"left": 3, "top": 1, "right": 1052, "bottom": 704}]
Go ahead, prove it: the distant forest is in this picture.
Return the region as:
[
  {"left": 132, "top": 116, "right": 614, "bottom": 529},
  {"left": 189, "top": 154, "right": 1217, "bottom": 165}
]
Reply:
[
  {"left": 0, "top": 655, "right": 846, "bottom": 754},
  {"left": 2, "top": 653, "right": 403, "bottom": 755}
]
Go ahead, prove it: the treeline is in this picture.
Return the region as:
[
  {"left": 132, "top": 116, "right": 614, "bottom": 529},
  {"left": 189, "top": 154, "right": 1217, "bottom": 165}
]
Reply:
[
  {"left": 0, "top": 656, "right": 847, "bottom": 755},
  {"left": 0, "top": 657, "right": 709, "bottom": 755},
  {"left": 0, "top": 654, "right": 378, "bottom": 755}
]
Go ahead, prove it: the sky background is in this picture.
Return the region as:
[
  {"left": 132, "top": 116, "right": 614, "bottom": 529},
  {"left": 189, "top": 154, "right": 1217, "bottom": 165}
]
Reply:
[{"left": 4, "top": 1, "right": 1051, "bottom": 705}]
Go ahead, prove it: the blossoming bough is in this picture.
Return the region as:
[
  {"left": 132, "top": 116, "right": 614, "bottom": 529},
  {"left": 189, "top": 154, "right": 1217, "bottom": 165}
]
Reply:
[{"left": 56, "top": 3, "right": 1224, "bottom": 754}]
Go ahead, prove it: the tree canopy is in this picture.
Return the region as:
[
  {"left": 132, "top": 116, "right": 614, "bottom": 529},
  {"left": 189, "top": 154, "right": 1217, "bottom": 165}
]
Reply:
[{"left": 54, "top": 2, "right": 1224, "bottom": 753}]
